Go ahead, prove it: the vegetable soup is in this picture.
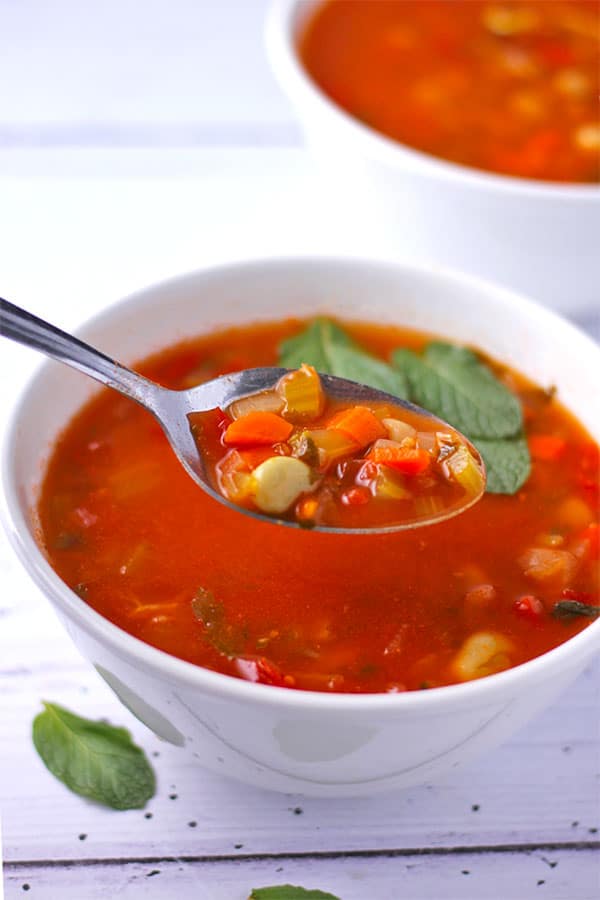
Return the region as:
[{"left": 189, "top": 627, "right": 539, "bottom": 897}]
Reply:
[
  {"left": 300, "top": 0, "right": 600, "bottom": 182},
  {"left": 38, "top": 318, "right": 599, "bottom": 693}
]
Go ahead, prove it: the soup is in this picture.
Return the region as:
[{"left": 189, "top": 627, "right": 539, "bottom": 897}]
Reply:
[
  {"left": 192, "top": 364, "right": 484, "bottom": 529},
  {"left": 38, "top": 319, "right": 599, "bottom": 693},
  {"left": 300, "top": 0, "right": 600, "bottom": 183}
]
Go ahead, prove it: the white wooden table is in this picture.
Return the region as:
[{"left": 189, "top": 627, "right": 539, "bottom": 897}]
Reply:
[{"left": 1, "top": 2, "right": 599, "bottom": 897}]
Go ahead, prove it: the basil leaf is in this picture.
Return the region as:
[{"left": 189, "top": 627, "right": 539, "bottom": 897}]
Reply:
[
  {"left": 280, "top": 319, "right": 409, "bottom": 399},
  {"left": 393, "top": 344, "right": 522, "bottom": 439},
  {"left": 475, "top": 436, "right": 531, "bottom": 495},
  {"left": 32, "top": 702, "right": 156, "bottom": 810},
  {"left": 553, "top": 600, "right": 600, "bottom": 620},
  {"left": 250, "top": 887, "right": 341, "bottom": 900},
  {"left": 393, "top": 344, "right": 531, "bottom": 494}
]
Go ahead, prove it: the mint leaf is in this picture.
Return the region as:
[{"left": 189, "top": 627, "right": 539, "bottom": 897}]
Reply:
[
  {"left": 280, "top": 319, "right": 409, "bottom": 399},
  {"left": 250, "top": 887, "right": 341, "bottom": 900},
  {"left": 32, "top": 702, "right": 156, "bottom": 810},
  {"left": 393, "top": 343, "right": 530, "bottom": 494},
  {"left": 475, "top": 436, "right": 531, "bottom": 494},
  {"left": 393, "top": 344, "right": 522, "bottom": 439}
]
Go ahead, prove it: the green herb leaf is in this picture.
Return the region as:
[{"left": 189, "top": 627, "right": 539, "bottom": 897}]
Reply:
[
  {"left": 280, "top": 319, "right": 409, "bottom": 399},
  {"left": 392, "top": 343, "right": 530, "bottom": 494},
  {"left": 553, "top": 600, "right": 600, "bottom": 620},
  {"left": 249, "top": 887, "right": 341, "bottom": 900},
  {"left": 475, "top": 436, "right": 531, "bottom": 495},
  {"left": 393, "top": 343, "right": 522, "bottom": 439},
  {"left": 32, "top": 702, "right": 156, "bottom": 810}
]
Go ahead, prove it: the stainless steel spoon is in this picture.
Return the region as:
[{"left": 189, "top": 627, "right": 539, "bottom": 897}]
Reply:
[{"left": 0, "top": 298, "right": 485, "bottom": 532}]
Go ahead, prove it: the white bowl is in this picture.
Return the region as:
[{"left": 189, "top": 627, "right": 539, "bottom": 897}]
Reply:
[
  {"left": 2, "top": 257, "right": 599, "bottom": 797},
  {"left": 266, "top": 0, "right": 600, "bottom": 314}
]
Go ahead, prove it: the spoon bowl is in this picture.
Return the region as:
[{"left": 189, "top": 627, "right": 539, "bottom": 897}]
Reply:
[{"left": 0, "top": 298, "right": 485, "bottom": 532}]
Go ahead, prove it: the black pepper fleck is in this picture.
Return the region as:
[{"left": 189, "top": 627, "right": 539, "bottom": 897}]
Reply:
[
  {"left": 188, "top": 820, "right": 197, "bottom": 828},
  {"left": 78, "top": 833, "right": 87, "bottom": 841},
  {"left": 22, "top": 887, "right": 30, "bottom": 893},
  {"left": 234, "top": 844, "right": 244, "bottom": 849},
  {"left": 461, "top": 870, "right": 470, "bottom": 875},
  {"left": 562, "top": 745, "right": 572, "bottom": 753},
  {"left": 571, "top": 821, "right": 579, "bottom": 828},
  {"left": 472, "top": 804, "right": 480, "bottom": 812},
  {"left": 152, "top": 751, "right": 160, "bottom": 758},
  {"left": 537, "top": 880, "right": 545, "bottom": 886},
  {"left": 147, "top": 870, "right": 160, "bottom": 878},
  {"left": 144, "top": 812, "right": 153, "bottom": 820},
  {"left": 169, "top": 793, "right": 178, "bottom": 800},
  {"left": 276, "top": 867, "right": 284, "bottom": 873},
  {"left": 293, "top": 807, "right": 303, "bottom": 815},
  {"left": 589, "top": 827, "right": 598, "bottom": 834}
]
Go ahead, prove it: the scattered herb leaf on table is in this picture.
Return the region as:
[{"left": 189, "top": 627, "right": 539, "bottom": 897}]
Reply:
[
  {"left": 32, "top": 701, "right": 156, "bottom": 810},
  {"left": 249, "top": 887, "right": 341, "bottom": 900}
]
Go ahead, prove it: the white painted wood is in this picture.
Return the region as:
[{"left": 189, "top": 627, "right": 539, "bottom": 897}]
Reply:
[{"left": 5, "top": 848, "right": 600, "bottom": 900}]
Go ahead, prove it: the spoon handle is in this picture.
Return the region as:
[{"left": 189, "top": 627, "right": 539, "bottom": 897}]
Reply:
[{"left": 0, "top": 297, "right": 163, "bottom": 410}]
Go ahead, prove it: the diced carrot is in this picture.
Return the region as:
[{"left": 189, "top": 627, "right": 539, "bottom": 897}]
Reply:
[
  {"left": 223, "top": 411, "right": 293, "bottom": 447},
  {"left": 328, "top": 406, "right": 386, "bottom": 448},
  {"left": 234, "top": 656, "right": 287, "bottom": 687},
  {"left": 367, "top": 440, "right": 431, "bottom": 475},
  {"left": 529, "top": 434, "right": 567, "bottom": 462}
]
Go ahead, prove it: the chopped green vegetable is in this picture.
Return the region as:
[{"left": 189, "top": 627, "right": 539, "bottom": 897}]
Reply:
[
  {"left": 393, "top": 342, "right": 530, "bottom": 494},
  {"left": 249, "top": 887, "right": 341, "bottom": 900},
  {"left": 280, "top": 319, "right": 409, "bottom": 399},
  {"left": 32, "top": 702, "right": 155, "bottom": 810},
  {"left": 553, "top": 600, "right": 600, "bottom": 620}
]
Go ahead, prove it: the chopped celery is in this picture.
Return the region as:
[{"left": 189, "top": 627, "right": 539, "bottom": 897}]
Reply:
[
  {"left": 278, "top": 364, "right": 325, "bottom": 422},
  {"left": 444, "top": 445, "right": 485, "bottom": 495}
]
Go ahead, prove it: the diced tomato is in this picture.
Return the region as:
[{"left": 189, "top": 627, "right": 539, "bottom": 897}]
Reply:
[
  {"left": 514, "top": 595, "right": 545, "bottom": 622},
  {"left": 536, "top": 40, "right": 575, "bottom": 68},
  {"left": 234, "top": 656, "right": 287, "bottom": 687},
  {"left": 578, "top": 523, "right": 600, "bottom": 560},
  {"left": 529, "top": 434, "right": 567, "bottom": 462},
  {"left": 341, "top": 486, "right": 371, "bottom": 507}
]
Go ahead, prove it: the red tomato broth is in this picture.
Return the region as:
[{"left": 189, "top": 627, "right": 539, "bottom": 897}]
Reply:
[
  {"left": 37, "top": 319, "right": 600, "bottom": 693},
  {"left": 300, "top": 0, "right": 600, "bottom": 183}
]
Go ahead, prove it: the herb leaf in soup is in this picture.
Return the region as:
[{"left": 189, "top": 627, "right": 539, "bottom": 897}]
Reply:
[
  {"left": 249, "top": 887, "right": 341, "bottom": 900},
  {"left": 393, "top": 343, "right": 522, "bottom": 439},
  {"left": 280, "top": 318, "right": 409, "bottom": 399},
  {"left": 393, "top": 342, "right": 531, "bottom": 494},
  {"left": 553, "top": 600, "right": 600, "bottom": 620},
  {"left": 32, "top": 702, "right": 156, "bottom": 810},
  {"left": 475, "top": 436, "right": 531, "bottom": 495}
]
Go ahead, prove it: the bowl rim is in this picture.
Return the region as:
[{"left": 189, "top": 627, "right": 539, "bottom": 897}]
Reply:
[
  {"left": 2, "top": 254, "right": 600, "bottom": 713},
  {"left": 265, "top": 0, "right": 600, "bottom": 200}
]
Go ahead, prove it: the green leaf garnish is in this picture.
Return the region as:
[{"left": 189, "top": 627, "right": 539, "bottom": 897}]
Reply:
[
  {"left": 553, "top": 600, "right": 600, "bottom": 620},
  {"left": 392, "top": 343, "right": 522, "bottom": 439},
  {"left": 280, "top": 319, "right": 409, "bottom": 399},
  {"left": 474, "top": 436, "right": 531, "bottom": 495},
  {"left": 32, "top": 702, "right": 156, "bottom": 810},
  {"left": 249, "top": 887, "right": 341, "bottom": 900},
  {"left": 393, "top": 343, "right": 530, "bottom": 494}
]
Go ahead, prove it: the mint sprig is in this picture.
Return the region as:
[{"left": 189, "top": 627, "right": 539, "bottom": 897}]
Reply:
[
  {"left": 280, "top": 319, "right": 409, "bottom": 399},
  {"left": 32, "top": 702, "right": 156, "bottom": 810},
  {"left": 249, "top": 887, "right": 341, "bottom": 900}
]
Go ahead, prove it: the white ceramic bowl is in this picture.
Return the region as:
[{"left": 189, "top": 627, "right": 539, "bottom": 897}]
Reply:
[
  {"left": 266, "top": 0, "right": 600, "bottom": 314},
  {"left": 2, "top": 257, "right": 599, "bottom": 797}
]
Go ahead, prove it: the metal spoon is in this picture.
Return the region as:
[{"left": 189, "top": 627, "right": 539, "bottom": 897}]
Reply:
[{"left": 0, "top": 298, "right": 485, "bottom": 532}]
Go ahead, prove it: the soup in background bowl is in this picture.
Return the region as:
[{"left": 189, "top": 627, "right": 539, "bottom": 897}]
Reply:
[
  {"left": 266, "top": 0, "right": 600, "bottom": 312},
  {"left": 2, "top": 257, "right": 599, "bottom": 796}
]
